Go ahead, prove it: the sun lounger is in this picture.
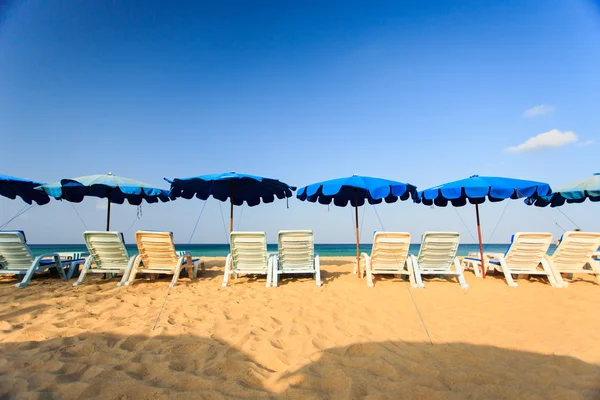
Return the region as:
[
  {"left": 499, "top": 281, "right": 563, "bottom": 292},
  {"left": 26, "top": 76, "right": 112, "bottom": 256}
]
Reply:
[
  {"left": 545, "top": 231, "right": 600, "bottom": 286},
  {"left": 120, "top": 231, "right": 204, "bottom": 288},
  {"left": 475, "top": 232, "right": 562, "bottom": 287},
  {"left": 410, "top": 232, "right": 469, "bottom": 289},
  {"left": 359, "top": 232, "right": 417, "bottom": 287},
  {"left": 0, "top": 231, "right": 84, "bottom": 288},
  {"left": 75, "top": 231, "right": 138, "bottom": 286},
  {"left": 462, "top": 251, "right": 504, "bottom": 277},
  {"left": 272, "top": 230, "right": 321, "bottom": 287},
  {"left": 223, "top": 231, "right": 273, "bottom": 287}
]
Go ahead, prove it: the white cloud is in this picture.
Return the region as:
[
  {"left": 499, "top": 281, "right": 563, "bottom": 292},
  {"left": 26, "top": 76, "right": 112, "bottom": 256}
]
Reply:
[
  {"left": 523, "top": 104, "right": 555, "bottom": 117},
  {"left": 96, "top": 199, "right": 109, "bottom": 210},
  {"left": 506, "top": 129, "right": 577, "bottom": 153},
  {"left": 576, "top": 139, "right": 595, "bottom": 147}
]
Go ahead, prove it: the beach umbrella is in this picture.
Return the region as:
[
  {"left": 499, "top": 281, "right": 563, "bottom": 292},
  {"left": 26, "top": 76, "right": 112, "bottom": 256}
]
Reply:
[
  {"left": 297, "top": 175, "right": 417, "bottom": 277},
  {"left": 525, "top": 173, "right": 600, "bottom": 207},
  {"left": 167, "top": 172, "right": 296, "bottom": 233},
  {"left": 36, "top": 173, "right": 170, "bottom": 231},
  {"left": 416, "top": 175, "right": 551, "bottom": 278},
  {"left": 0, "top": 174, "right": 50, "bottom": 205}
]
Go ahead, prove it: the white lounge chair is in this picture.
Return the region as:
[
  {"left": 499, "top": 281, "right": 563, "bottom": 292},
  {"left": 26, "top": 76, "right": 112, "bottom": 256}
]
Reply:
[
  {"left": 120, "top": 231, "right": 204, "bottom": 288},
  {"left": 223, "top": 231, "right": 273, "bottom": 287},
  {"left": 546, "top": 231, "right": 600, "bottom": 286},
  {"left": 272, "top": 230, "right": 321, "bottom": 287},
  {"left": 462, "top": 252, "right": 504, "bottom": 277},
  {"left": 473, "top": 232, "right": 562, "bottom": 287},
  {"left": 410, "top": 232, "right": 469, "bottom": 289},
  {"left": 75, "top": 231, "right": 138, "bottom": 287},
  {"left": 0, "top": 231, "right": 84, "bottom": 288},
  {"left": 359, "top": 232, "right": 417, "bottom": 287}
]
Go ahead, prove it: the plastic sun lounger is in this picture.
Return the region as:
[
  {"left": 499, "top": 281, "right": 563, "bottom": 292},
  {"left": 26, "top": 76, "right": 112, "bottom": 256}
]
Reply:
[
  {"left": 272, "top": 230, "right": 321, "bottom": 287},
  {"left": 59, "top": 251, "right": 91, "bottom": 280},
  {"left": 0, "top": 231, "right": 84, "bottom": 288},
  {"left": 120, "top": 231, "right": 204, "bottom": 288},
  {"left": 410, "top": 232, "right": 469, "bottom": 289},
  {"left": 223, "top": 231, "right": 273, "bottom": 287},
  {"left": 75, "top": 231, "right": 138, "bottom": 287},
  {"left": 478, "top": 232, "right": 562, "bottom": 288},
  {"left": 545, "top": 231, "right": 600, "bottom": 286},
  {"left": 359, "top": 232, "right": 417, "bottom": 287},
  {"left": 462, "top": 251, "right": 505, "bottom": 277}
]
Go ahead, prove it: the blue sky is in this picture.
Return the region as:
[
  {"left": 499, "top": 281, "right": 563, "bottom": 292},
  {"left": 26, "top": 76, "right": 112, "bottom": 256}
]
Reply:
[{"left": 1, "top": 0, "right": 599, "bottom": 244}]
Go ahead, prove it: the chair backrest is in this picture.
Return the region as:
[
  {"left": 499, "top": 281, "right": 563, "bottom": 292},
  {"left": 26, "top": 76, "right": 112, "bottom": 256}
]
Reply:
[
  {"left": 0, "top": 231, "right": 34, "bottom": 268},
  {"left": 230, "top": 232, "right": 268, "bottom": 272},
  {"left": 551, "top": 231, "right": 600, "bottom": 271},
  {"left": 415, "top": 232, "right": 460, "bottom": 270},
  {"left": 503, "top": 232, "right": 553, "bottom": 269},
  {"left": 370, "top": 232, "right": 411, "bottom": 269},
  {"left": 135, "top": 231, "right": 179, "bottom": 269},
  {"left": 83, "top": 231, "right": 130, "bottom": 269},
  {"left": 278, "top": 230, "right": 314, "bottom": 270}
]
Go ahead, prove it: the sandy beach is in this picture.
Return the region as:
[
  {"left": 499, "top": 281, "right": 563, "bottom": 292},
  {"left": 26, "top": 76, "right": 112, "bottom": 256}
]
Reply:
[{"left": 1, "top": 256, "right": 599, "bottom": 399}]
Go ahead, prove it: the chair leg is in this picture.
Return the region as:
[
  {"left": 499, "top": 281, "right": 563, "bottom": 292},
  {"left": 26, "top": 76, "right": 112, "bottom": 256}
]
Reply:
[
  {"left": 454, "top": 258, "right": 469, "bottom": 289},
  {"left": 499, "top": 259, "right": 518, "bottom": 287},
  {"left": 365, "top": 255, "right": 374, "bottom": 287},
  {"left": 192, "top": 262, "right": 199, "bottom": 279},
  {"left": 315, "top": 254, "right": 321, "bottom": 287},
  {"left": 66, "top": 261, "right": 81, "bottom": 280},
  {"left": 73, "top": 258, "right": 94, "bottom": 287},
  {"left": 54, "top": 256, "right": 67, "bottom": 280},
  {"left": 15, "top": 263, "right": 40, "bottom": 288},
  {"left": 272, "top": 256, "right": 279, "bottom": 287},
  {"left": 409, "top": 255, "right": 424, "bottom": 288},
  {"left": 472, "top": 260, "right": 482, "bottom": 278},
  {"left": 15, "top": 255, "right": 51, "bottom": 288},
  {"left": 266, "top": 256, "right": 273, "bottom": 288},
  {"left": 542, "top": 259, "right": 564, "bottom": 288},
  {"left": 123, "top": 257, "right": 142, "bottom": 287},
  {"left": 118, "top": 256, "right": 138, "bottom": 287},
  {"left": 222, "top": 254, "right": 232, "bottom": 287}
]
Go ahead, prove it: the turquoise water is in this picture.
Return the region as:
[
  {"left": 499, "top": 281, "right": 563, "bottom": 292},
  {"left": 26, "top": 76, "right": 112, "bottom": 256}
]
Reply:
[{"left": 27, "top": 243, "right": 555, "bottom": 257}]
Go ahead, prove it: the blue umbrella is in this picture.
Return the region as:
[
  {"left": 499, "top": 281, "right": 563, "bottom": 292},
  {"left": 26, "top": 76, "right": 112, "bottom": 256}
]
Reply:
[
  {"left": 297, "top": 175, "right": 417, "bottom": 277},
  {"left": 417, "top": 175, "right": 551, "bottom": 277},
  {"left": 526, "top": 173, "right": 600, "bottom": 207},
  {"left": 167, "top": 172, "right": 296, "bottom": 233},
  {"left": 37, "top": 173, "right": 170, "bottom": 230},
  {"left": 0, "top": 174, "right": 50, "bottom": 205}
]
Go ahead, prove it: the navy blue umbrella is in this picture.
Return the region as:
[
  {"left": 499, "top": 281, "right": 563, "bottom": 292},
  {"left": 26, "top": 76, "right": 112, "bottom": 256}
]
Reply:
[
  {"left": 37, "top": 173, "right": 170, "bottom": 230},
  {"left": 526, "top": 173, "right": 600, "bottom": 207},
  {"left": 167, "top": 172, "right": 296, "bottom": 233},
  {"left": 297, "top": 175, "right": 417, "bottom": 277},
  {"left": 417, "top": 175, "right": 551, "bottom": 277},
  {"left": 0, "top": 174, "right": 50, "bottom": 205}
]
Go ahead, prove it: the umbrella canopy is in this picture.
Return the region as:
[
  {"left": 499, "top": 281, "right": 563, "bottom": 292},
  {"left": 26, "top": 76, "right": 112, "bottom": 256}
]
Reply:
[
  {"left": 419, "top": 175, "right": 551, "bottom": 206},
  {"left": 297, "top": 175, "right": 417, "bottom": 277},
  {"left": 416, "top": 175, "right": 551, "bottom": 277},
  {"left": 37, "top": 173, "right": 170, "bottom": 230},
  {"left": 297, "top": 175, "right": 415, "bottom": 206},
  {"left": 525, "top": 173, "right": 600, "bottom": 207},
  {"left": 167, "top": 172, "right": 296, "bottom": 233},
  {"left": 0, "top": 174, "right": 50, "bottom": 205}
]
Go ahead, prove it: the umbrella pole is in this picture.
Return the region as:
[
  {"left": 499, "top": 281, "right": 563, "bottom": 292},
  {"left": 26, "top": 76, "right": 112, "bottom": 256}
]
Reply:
[
  {"left": 355, "top": 191, "right": 360, "bottom": 278},
  {"left": 475, "top": 203, "right": 486, "bottom": 278},
  {"left": 106, "top": 198, "right": 111, "bottom": 231},
  {"left": 230, "top": 181, "right": 234, "bottom": 234}
]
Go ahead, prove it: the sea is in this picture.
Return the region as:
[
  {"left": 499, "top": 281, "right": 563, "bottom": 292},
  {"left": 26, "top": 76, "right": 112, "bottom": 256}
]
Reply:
[{"left": 27, "top": 243, "right": 556, "bottom": 258}]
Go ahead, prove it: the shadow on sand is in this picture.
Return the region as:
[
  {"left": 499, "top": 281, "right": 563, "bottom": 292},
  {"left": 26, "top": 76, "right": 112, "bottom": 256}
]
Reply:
[{"left": 1, "top": 332, "right": 598, "bottom": 399}]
